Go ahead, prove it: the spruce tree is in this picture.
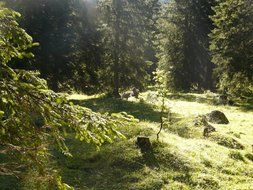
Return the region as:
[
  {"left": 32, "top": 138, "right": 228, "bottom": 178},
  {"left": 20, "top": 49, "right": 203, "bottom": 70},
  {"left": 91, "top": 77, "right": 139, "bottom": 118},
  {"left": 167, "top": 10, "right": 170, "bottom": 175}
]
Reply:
[
  {"left": 98, "top": 0, "right": 160, "bottom": 96},
  {"left": 4, "top": 0, "right": 102, "bottom": 92},
  {"left": 210, "top": 0, "right": 253, "bottom": 98},
  {"left": 156, "top": 0, "right": 216, "bottom": 91}
]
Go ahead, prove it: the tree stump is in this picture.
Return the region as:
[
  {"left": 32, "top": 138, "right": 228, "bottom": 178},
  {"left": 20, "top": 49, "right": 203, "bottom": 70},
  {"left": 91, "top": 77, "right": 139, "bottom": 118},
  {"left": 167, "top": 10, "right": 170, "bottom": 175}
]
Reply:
[{"left": 136, "top": 136, "right": 152, "bottom": 152}]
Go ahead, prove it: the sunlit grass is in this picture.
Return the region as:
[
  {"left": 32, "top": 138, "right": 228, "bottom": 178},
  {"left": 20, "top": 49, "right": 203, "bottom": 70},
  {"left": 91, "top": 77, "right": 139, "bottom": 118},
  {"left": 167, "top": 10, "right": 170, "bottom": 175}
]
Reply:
[
  {"left": 67, "top": 93, "right": 104, "bottom": 101},
  {"left": 55, "top": 91, "right": 253, "bottom": 189}
]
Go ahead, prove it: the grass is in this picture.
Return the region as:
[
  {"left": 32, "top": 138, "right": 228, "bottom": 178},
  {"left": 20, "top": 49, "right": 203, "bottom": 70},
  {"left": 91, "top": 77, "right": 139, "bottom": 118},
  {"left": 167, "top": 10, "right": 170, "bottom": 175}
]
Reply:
[
  {"left": 1, "top": 91, "right": 252, "bottom": 189},
  {"left": 68, "top": 95, "right": 162, "bottom": 123},
  {"left": 55, "top": 91, "right": 253, "bottom": 190}
]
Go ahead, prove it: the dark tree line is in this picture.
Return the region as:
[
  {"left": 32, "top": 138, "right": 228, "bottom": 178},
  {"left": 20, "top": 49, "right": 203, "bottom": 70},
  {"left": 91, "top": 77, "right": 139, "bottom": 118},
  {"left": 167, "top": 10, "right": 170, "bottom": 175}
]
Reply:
[
  {"left": 4, "top": 0, "right": 159, "bottom": 95},
  {"left": 4, "top": 0, "right": 102, "bottom": 92},
  {"left": 98, "top": 0, "right": 160, "bottom": 96},
  {"left": 156, "top": 0, "right": 216, "bottom": 92},
  {"left": 157, "top": 0, "right": 253, "bottom": 98},
  {"left": 210, "top": 0, "right": 253, "bottom": 98},
  {"left": 3, "top": 0, "right": 253, "bottom": 98}
]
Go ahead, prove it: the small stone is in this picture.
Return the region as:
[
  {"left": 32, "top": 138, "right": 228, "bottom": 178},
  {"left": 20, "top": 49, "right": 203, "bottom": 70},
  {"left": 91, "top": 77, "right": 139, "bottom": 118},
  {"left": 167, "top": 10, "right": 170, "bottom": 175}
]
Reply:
[{"left": 203, "top": 124, "right": 216, "bottom": 137}]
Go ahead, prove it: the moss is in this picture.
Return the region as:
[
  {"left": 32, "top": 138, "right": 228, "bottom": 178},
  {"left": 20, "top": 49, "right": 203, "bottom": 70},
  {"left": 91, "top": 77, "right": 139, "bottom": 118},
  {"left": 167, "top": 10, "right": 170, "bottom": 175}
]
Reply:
[
  {"left": 164, "top": 118, "right": 203, "bottom": 139},
  {"left": 209, "top": 133, "right": 244, "bottom": 149},
  {"left": 229, "top": 150, "right": 245, "bottom": 161},
  {"left": 245, "top": 153, "right": 253, "bottom": 162}
]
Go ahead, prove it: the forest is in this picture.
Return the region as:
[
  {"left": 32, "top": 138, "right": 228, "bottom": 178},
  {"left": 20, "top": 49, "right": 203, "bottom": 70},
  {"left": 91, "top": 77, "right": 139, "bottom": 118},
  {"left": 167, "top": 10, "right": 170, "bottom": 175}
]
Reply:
[{"left": 0, "top": 0, "right": 252, "bottom": 189}]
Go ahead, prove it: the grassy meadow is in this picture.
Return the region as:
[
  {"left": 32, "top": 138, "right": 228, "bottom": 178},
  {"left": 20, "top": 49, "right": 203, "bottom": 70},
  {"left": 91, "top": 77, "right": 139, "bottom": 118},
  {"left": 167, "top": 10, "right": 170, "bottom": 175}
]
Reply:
[
  {"left": 51, "top": 91, "right": 253, "bottom": 190},
  {"left": 2, "top": 92, "right": 252, "bottom": 189}
]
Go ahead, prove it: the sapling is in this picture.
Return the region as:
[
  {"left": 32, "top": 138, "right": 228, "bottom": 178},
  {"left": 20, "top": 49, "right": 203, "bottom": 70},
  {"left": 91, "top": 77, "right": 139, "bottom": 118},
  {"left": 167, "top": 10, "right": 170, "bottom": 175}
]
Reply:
[{"left": 154, "top": 70, "right": 170, "bottom": 140}]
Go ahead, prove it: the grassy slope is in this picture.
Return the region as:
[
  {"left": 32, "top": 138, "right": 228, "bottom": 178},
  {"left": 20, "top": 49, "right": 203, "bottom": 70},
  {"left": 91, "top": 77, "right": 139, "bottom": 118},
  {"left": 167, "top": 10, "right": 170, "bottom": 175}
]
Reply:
[{"left": 57, "top": 92, "right": 253, "bottom": 190}]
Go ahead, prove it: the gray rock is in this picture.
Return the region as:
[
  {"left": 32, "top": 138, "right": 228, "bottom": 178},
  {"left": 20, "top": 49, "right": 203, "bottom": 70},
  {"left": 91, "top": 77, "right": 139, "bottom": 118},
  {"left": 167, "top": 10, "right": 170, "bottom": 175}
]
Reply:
[
  {"left": 121, "top": 87, "right": 140, "bottom": 99},
  {"left": 206, "top": 110, "right": 229, "bottom": 124}
]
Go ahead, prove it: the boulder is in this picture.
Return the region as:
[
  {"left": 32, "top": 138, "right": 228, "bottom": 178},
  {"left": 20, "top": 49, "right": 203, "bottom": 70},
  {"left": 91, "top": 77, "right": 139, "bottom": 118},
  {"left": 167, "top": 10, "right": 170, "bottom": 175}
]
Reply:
[
  {"left": 209, "top": 133, "right": 244, "bottom": 149},
  {"left": 121, "top": 87, "right": 139, "bottom": 100},
  {"left": 206, "top": 110, "right": 229, "bottom": 124}
]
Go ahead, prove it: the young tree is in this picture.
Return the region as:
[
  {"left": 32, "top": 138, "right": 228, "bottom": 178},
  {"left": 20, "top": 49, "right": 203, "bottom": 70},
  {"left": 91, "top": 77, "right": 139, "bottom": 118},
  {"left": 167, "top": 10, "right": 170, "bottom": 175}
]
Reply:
[
  {"left": 98, "top": 0, "right": 160, "bottom": 96},
  {"left": 210, "top": 0, "right": 253, "bottom": 98},
  {"left": 153, "top": 70, "right": 170, "bottom": 140}
]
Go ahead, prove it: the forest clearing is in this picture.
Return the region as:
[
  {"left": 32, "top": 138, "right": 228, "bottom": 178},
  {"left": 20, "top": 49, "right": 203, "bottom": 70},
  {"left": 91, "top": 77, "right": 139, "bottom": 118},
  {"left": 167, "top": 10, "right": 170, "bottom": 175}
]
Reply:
[
  {"left": 0, "top": 0, "right": 253, "bottom": 189},
  {"left": 61, "top": 92, "right": 253, "bottom": 190},
  {"left": 3, "top": 91, "right": 253, "bottom": 189}
]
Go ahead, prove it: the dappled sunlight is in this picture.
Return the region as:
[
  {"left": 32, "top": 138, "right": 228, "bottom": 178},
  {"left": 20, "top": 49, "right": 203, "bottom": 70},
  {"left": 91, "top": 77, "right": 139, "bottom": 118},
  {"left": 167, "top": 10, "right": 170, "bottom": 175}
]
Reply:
[{"left": 1, "top": 0, "right": 252, "bottom": 189}]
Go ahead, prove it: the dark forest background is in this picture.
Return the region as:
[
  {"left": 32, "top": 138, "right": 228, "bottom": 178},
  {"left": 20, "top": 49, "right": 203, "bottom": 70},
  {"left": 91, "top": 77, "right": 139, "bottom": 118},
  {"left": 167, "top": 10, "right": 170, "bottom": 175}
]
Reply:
[{"left": 3, "top": 0, "right": 253, "bottom": 98}]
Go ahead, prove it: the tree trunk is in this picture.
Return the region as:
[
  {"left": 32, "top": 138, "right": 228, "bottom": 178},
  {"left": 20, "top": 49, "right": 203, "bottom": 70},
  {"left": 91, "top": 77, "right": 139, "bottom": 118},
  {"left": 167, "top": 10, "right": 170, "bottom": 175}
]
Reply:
[{"left": 112, "top": 0, "right": 121, "bottom": 98}]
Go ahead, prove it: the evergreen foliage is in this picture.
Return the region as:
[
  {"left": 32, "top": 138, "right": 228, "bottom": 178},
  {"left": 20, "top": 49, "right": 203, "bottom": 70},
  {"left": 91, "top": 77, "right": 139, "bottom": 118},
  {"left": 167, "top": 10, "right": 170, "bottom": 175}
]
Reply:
[
  {"left": 156, "top": 0, "right": 216, "bottom": 92},
  {"left": 97, "top": 0, "right": 160, "bottom": 96},
  {"left": 4, "top": 0, "right": 102, "bottom": 92},
  {"left": 0, "top": 4, "right": 135, "bottom": 187},
  {"left": 210, "top": 0, "right": 253, "bottom": 98}
]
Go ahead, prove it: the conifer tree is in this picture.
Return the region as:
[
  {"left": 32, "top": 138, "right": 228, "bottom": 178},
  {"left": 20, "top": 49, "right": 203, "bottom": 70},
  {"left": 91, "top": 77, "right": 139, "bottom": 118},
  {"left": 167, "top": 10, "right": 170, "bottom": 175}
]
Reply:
[
  {"left": 98, "top": 0, "right": 160, "bottom": 96},
  {"left": 210, "top": 0, "right": 253, "bottom": 97},
  {"left": 4, "top": 0, "right": 102, "bottom": 92},
  {"left": 156, "top": 0, "right": 216, "bottom": 91}
]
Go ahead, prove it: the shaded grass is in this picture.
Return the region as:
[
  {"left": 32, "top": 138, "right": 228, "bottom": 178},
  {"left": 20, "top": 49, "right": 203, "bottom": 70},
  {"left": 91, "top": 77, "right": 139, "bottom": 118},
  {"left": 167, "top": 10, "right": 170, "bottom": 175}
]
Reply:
[
  {"left": 70, "top": 96, "right": 162, "bottom": 122},
  {"left": 55, "top": 131, "right": 196, "bottom": 190}
]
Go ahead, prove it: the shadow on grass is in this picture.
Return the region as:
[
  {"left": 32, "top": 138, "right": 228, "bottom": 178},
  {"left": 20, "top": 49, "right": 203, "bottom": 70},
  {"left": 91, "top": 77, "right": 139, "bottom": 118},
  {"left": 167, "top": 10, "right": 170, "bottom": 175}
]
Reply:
[
  {"left": 71, "top": 96, "right": 162, "bottom": 122},
  {"left": 55, "top": 137, "right": 162, "bottom": 190},
  {"left": 142, "top": 149, "right": 159, "bottom": 168},
  {"left": 167, "top": 93, "right": 212, "bottom": 104},
  {"left": 237, "top": 102, "right": 253, "bottom": 112}
]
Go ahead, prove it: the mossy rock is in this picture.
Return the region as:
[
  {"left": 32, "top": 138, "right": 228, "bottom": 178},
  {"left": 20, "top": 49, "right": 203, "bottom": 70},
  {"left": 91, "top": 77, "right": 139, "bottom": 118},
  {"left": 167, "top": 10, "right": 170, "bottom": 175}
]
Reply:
[
  {"left": 206, "top": 110, "right": 229, "bottom": 124},
  {"left": 164, "top": 118, "right": 202, "bottom": 139},
  {"left": 209, "top": 133, "right": 244, "bottom": 149},
  {"left": 229, "top": 150, "right": 245, "bottom": 161}
]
